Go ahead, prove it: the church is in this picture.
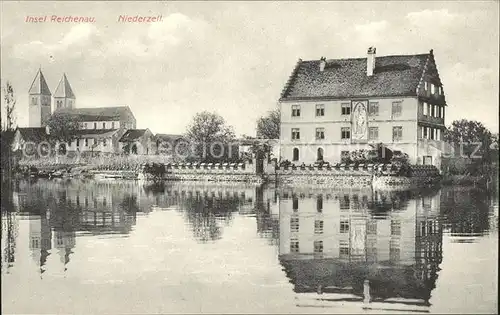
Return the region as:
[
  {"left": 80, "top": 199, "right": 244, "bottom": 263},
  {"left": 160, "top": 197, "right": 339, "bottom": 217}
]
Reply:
[{"left": 12, "top": 68, "right": 149, "bottom": 156}]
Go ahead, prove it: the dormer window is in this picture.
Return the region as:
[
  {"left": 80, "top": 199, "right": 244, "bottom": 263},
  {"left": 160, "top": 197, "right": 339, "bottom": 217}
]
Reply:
[{"left": 430, "top": 83, "right": 436, "bottom": 94}]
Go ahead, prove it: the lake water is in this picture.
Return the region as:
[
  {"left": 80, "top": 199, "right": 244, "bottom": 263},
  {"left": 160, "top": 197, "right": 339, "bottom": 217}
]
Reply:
[{"left": 1, "top": 179, "right": 498, "bottom": 314}]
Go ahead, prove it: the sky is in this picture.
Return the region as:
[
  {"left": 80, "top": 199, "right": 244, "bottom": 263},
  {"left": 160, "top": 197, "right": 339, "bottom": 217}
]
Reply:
[{"left": 1, "top": 1, "right": 498, "bottom": 136}]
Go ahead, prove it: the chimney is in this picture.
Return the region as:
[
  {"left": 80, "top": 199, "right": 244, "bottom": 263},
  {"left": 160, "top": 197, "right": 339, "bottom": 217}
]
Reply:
[
  {"left": 366, "top": 47, "right": 376, "bottom": 76},
  {"left": 319, "top": 57, "right": 326, "bottom": 72}
]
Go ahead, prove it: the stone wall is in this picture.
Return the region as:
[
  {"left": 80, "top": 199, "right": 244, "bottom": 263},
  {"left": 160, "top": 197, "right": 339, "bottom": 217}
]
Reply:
[
  {"left": 276, "top": 163, "right": 440, "bottom": 188},
  {"left": 140, "top": 162, "right": 262, "bottom": 183},
  {"left": 165, "top": 162, "right": 255, "bottom": 174}
]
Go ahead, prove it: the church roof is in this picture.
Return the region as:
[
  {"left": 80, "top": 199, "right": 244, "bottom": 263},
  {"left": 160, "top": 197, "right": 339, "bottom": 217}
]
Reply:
[
  {"left": 28, "top": 69, "right": 51, "bottom": 95},
  {"left": 119, "top": 129, "right": 150, "bottom": 142},
  {"left": 54, "top": 73, "right": 75, "bottom": 99},
  {"left": 56, "top": 106, "right": 133, "bottom": 122},
  {"left": 280, "top": 52, "right": 432, "bottom": 101}
]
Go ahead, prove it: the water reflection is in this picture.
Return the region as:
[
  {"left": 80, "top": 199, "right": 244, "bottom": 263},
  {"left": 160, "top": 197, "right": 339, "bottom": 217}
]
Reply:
[
  {"left": 278, "top": 187, "right": 443, "bottom": 310},
  {"left": 0, "top": 178, "right": 497, "bottom": 313}
]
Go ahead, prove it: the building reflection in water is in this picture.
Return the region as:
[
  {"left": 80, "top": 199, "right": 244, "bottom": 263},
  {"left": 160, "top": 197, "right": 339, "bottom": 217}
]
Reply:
[
  {"left": 13, "top": 179, "right": 144, "bottom": 275},
  {"left": 143, "top": 182, "right": 279, "bottom": 244},
  {"left": 5, "top": 179, "right": 281, "bottom": 274},
  {"left": 278, "top": 187, "right": 444, "bottom": 311},
  {"left": 440, "top": 186, "right": 493, "bottom": 242}
]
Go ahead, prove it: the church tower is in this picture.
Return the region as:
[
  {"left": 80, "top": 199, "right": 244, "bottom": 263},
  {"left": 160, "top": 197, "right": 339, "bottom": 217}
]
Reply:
[
  {"left": 28, "top": 68, "right": 52, "bottom": 127},
  {"left": 53, "top": 73, "right": 75, "bottom": 111}
]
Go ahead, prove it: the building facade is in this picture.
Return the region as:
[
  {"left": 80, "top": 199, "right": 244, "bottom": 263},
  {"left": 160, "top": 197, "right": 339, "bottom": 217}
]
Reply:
[
  {"left": 279, "top": 48, "right": 447, "bottom": 169},
  {"left": 20, "top": 69, "right": 137, "bottom": 155}
]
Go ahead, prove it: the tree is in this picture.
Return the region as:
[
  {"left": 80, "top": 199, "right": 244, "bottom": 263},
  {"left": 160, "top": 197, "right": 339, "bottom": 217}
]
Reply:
[
  {"left": 2, "top": 81, "right": 16, "bottom": 131},
  {"left": 256, "top": 107, "right": 280, "bottom": 139},
  {"left": 185, "top": 111, "right": 236, "bottom": 162},
  {"left": 444, "top": 119, "right": 493, "bottom": 161},
  {"left": 46, "top": 113, "right": 81, "bottom": 144}
]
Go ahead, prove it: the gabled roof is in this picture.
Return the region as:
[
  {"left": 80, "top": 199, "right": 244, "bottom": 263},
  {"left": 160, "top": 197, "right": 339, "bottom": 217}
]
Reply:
[
  {"left": 54, "top": 73, "right": 75, "bottom": 99},
  {"left": 119, "top": 129, "right": 150, "bottom": 142},
  {"left": 16, "top": 127, "right": 49, "bottom": 142},
  {"left": 280, "top": 52, "right": 431, "bottom": 101},
  {"left": 155, "top": 134, "right": 185, "bottom": 142},
  {"left": 55, "top": 106, "right": 133, "bottom": 122},
  {"left": 28, "top": 69, "right": 51, "bottom": 95}
]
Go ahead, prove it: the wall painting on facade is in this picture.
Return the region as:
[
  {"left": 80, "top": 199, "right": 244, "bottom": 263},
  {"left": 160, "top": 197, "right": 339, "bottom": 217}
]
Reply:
[{"left": 351, "top": 101, "right": 368, "bottom": 143}]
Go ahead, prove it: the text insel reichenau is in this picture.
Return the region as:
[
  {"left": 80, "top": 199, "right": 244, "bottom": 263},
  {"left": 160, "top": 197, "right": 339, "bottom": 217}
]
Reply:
[{"left": 117, "top": 15, "right": 163, "bottom": 23}]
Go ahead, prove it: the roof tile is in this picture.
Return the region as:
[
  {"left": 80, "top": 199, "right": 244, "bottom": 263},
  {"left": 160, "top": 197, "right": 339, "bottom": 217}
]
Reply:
[{"left": 280, "top": 53, "right": 430, "bottom": 100}]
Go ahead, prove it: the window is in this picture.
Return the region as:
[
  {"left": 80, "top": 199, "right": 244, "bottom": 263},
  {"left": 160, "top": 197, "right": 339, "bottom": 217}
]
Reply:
[
  {"left": 368, "top": 127, "right": 378, "bottom": 140},
  {"left": 424, "top": 81, "right": 428, "bottom": 91},
  {"left": 94, "top": 122, "right": 97, "bottom": 129},
  {"left": 367, "top": 221, "right": 377, "bottom": 235},
  {"left": 85, "top": 139, "right": 89, "bottom": 147},
  {"left": 290, "top": 217, "right": 299, "bottom": 232},
  {"left": 431, "top": 83, "right": 436, "bottom": 94},
  {"left": 339, "top": 241, "right": 349, "bottom": 259},
  {"left": 431, "top": 105, "right": 435, "bottom": 117},
  {"left": 32, "top": 97, "right": 37, "bottom": 105},
  {"left": 68, "top": 100, "right": 73, "bottom": 107},
  {"left": 427, "top": 103, "right": 431, "bottom": 116},
  {"left": 76, "top": 139, "right": 80, "bottom": 147},
  {"left": 314, "top": 240, "right": 323, "bottom": 253},
  {"left": 423, "top": 102, "right": 428, "bottom": 115},
  {"left": 340, "top": 219, "right": 349, "bottom": 233},
  {"left": 430, "top": 127, "right": 435, "bottom": 140},
  {"left": 317, "top": 195, "right": 323, "bottom": 212},
  {"left": 423, "top": 156, "right": 433, "bottom": 165},
  {"left": 341, "top": 103, "right": 351, "bottom": 115},
  {"left": 103, "top": 197, "right": 107, "bottom": 207},
  {"left": 317, "top": 148, "right": 324, "bottom": 161},
  {"left": 340, "top": 195, "right": 351, "bottom": 210},
  {"left": 314, "top": 220, "right": 324, "bottom": 234},
  {"left": 103, "top": 139, "right": 107, "bottom": 147},
  {"left": 112, "top": 122, "right": 115, "bottom": 129},
  {"left": 436, "top": 129, "right": 441, "bottom": 140},
  {"left": 392, "top": 126, "right": 403, "bottom": 142},
  {"left": 290, "top": 240, "right": 299, "bottom": 253},
  {"left": 392, "top": 101, "right": 402, "bottom": 118},
  {"left": 103, "top": 122, "right": 106, "bottom": 129},
  {"left": 316, "top": 104, "right": 325, "bottom": 116},
  {"left": 291, "top": 105, "right": 301, "bottom": 117},
  {"left": 341, "top": 127, "right": 350, "bottom": 140},
  {"left": 292, "top": 197, "right": 299, "bottom": 211},
  {"left": 291, "top": 128, "right": 300, "bottom": 140},
  {"left": 315, "top": 128, "right": 325, "bottom": 140},
  {"left": 369, "top": 102, "right": 379, "bottom": 116},
  {"left": 391, "top": 220, "right": 401, "bottom": 236},
  {"left": 292, "top": 148, "right": 299, "bottom": 161}
]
